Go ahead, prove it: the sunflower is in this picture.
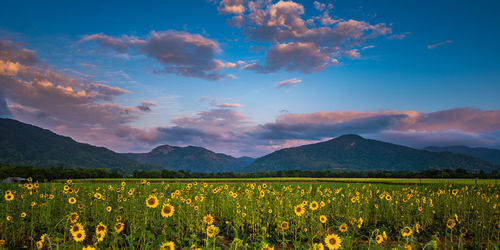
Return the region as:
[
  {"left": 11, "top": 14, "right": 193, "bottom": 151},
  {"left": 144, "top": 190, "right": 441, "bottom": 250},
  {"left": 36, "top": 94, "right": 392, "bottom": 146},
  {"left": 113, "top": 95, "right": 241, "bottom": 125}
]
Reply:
[
  {"left": 339, "top": 224, "right": 348, "bottom": 232},
  {"left": 294, "top": 204, "right": 305, "bottom": 216},
  {"left": 114, "top": 222, "right": 124, "bottom": 233},
  {"left": 320, "top": 215, "right": 327, "bottom": 224},
  {"left": 146, "top": 195, "right": 159, "bottom": 208},
  {"left": 21, "top": 212, "right": 26, "bottom": 218},
  {"left": 68, "top": 197, "right": 76, "bottom": 204},
  {"left": 36, "top": 240, "right": 43, "bottom": 249},
  {"left": 82, "top": 246, "right": 96, "bottom": 250},
  {"left": 313, "top": 243, "right": 324, "bottom": 250},
  {"left": 262, "top": 243, "right": 274, "bottom": 250},
  {"left": 375, "top": 234, "right": 383, "bottom": 244},
  {"left": 401, "top": 226, "right": 413, "bottom": 237},
  {"left": 452, "top": 189, "right": 458, "bottom": 196},
  {"left": 73, "top": 230, "right": 86, "bottom": 242},
  {"left": 357, "top": 217, "right": 363, "bottom": 228},
  {"left": 206, "top": 224, "right": 217, "bottom": 238},
  {"left": 446, "top": 219, "right": 456, "bottom": 229},
  {"left": 69, "top": 213, "right": 79, "bottom": 223},
  {"left": 404, "top": 245, "right": 412, "bottom": 250},
  {"left": 310, "top": 201, "right": 319, "bottom": 211},
  {"left": 385, "top": 194, "right": 392, "bottom": 201},
  {"left": 70, "top": 223, "right": 83, "bottom": 235},
  {"left": 324, "top": 233, "right": 342, "bottom": 249},
  {"left": 94, "top": 193, "right": 102, "bottom": 199},
  {"left": 382, "top": 231, "right": 387, "bottom": 240},
  {"left": 280, "top": 221, "right": 289, "bottom": 231},
  {"left": 6, "top": 216, "right": 12, "bottom": 221},
  {"left": 203, "top": 214, "right": 214, "bottom": 225},
  {"left": 160, "top": 241, "right": 175, "bottom": 250},
  {"left": 418, "top": 206, "right": 423, "bottom": 212},
  {"left": 96, "top": 232, "right": 105, "bottom": 242},
  {"left": 96, "top": 222, "right": 107, "bottom": 234},
  {"left": 40, "top": 234, "right": 48, "bottom": 243},
  {"left": 4, "top": 193, "right": 14, "bottom": 201},
  {"left": 161, "top": 204, "right": 175, "bottom": 218}
]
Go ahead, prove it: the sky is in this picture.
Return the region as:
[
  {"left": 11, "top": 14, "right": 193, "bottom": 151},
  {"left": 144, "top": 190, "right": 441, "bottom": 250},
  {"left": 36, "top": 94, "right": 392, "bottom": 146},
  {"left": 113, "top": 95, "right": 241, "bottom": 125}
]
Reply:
[{"left": 0, "top": 0, "right": 499, "bottom": 157}]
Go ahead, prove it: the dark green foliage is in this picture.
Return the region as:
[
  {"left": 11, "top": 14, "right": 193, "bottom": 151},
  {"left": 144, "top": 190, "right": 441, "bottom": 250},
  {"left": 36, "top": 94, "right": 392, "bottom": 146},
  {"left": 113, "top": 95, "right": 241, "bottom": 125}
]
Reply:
[
  {"left": 0, "top": 118, "right": 162, "bottom": 173},
  {"left": 244, "top": 134, "right": 499, "bottom": 173},
  {"left": 124, "top": 145, "right": 255, "bottom": 173},
  {"left": 425, "top": 145, "right": 500, "bottom": 164}
]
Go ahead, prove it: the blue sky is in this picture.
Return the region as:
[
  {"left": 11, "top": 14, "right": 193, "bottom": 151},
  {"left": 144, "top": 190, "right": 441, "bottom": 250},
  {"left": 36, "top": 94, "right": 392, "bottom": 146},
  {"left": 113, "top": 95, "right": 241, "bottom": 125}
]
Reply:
[{"left": 0, "top": 0, "right": 499, "bottom": 156}]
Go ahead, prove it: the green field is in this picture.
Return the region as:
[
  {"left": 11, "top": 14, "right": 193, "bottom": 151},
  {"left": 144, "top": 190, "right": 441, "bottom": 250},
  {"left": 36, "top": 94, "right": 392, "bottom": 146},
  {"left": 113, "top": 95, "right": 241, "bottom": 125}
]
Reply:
[
  {"left": 54, "top": 177, "right": 498, "bottom": 185},
  {"left": 1, "top": 179, "right": 498, "bottom": 249}
]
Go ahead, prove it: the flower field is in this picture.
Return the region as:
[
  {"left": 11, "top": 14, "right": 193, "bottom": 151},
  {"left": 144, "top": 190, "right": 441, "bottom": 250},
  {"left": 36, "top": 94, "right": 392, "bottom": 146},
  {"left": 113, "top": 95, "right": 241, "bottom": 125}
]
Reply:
[{"left": 1, "top": 179, "right": 499, "bottom": 249}]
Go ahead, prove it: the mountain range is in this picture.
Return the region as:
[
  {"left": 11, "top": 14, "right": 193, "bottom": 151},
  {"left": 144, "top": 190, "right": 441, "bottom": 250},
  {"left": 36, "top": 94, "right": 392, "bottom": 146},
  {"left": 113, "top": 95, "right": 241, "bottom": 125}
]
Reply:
[
  {"left": 424, "top": 146, "right": 500, "bottom": 164},
  {"left": 1, "top": 118, "right": 498, "bottom": 173}
]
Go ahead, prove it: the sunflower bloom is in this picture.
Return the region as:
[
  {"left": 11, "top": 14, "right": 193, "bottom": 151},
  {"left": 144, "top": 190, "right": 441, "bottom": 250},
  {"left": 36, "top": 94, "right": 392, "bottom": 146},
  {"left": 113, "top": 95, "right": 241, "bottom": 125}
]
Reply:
[
  {"left": 294, "top": 204, "right": 305, "bottom": 216},
  {"left": 401, "top": 226, "right": 413, "bottom": 237},
  {"left": 324, "top": 233, "right": 342, "bottom": 249},
  {"left": 73, "top": 230, "right": 86, "bottom": 242},
  {"left": 161, "top": 204, "right": 175, "bottom": 218},
  {"left": 320, "top": 215, "right": 327, "bottom": 224},
  {"left": 160, "top": 241, "right": 175, "bottom": 250},
  {"left": 446, "top": 219, "right": 456, "bottom": 229},
  {"left": 375, "top": 234, "right": 383, "bottom": 244},
  {"left": 203, "top": 214, "right": 214, "bottom": 225},
  {"left": 115, "top": 222, "right": 125, "bottom": 233},
  {"left": 206, "top": 224, "right": 218, "bottom": 238},
  {"left": 310, "top": 201, "right": 319, "bottom": 211},
  {"left": 146, "top": 195, "right": 159, "bottom": 208},
  {"left": 339, "top": 224, "right": 348, "bottom": 232}
]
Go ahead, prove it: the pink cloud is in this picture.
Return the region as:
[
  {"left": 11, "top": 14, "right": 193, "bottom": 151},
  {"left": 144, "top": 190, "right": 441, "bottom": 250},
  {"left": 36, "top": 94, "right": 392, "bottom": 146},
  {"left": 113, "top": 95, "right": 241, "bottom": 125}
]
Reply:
[
  {"left": 215, "top": 0, "right": 393, "bottom": 73},
  {"left": 79, "top": 31, "right": 234, "bottom": 80},
  {"left": 275, "top": 78, "right": 302, "bottom": 88},
  {"left": 427, "top": 40, "right": 453, "bottom": 50}
]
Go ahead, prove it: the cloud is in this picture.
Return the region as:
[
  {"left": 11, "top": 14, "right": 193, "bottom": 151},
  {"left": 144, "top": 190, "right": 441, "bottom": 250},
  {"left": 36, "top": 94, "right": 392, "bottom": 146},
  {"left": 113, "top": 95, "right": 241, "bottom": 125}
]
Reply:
[
  {"left": 387, "top": 32, "right": 410, "bottom": 40},
  {"left": 218, "top": 0, "right": 246, "bottom": 14},
  {"left": 246, "top": 42, "right": 330, "bottom": 73},
  {"left": 427, "top": 40, "right": 453, "bottom": 50},
  {"left": 275, "top": 78, "right": 302, "bottom": 88},
  {"left": 137, "top": 101, "right": 158, "bottom": 112},
  {"left": 247, "top": 108, "right": 500, "bottom": 152},
  {"left": 214, "top": 0, "right": 392, "bottom": 73},
  {"left": 210, "top": 99, "right": 242, "bottom": 108},
  {"left": 0, "top": 39, "right": 143, "bottom": 150},
  {"left": 79, "top": 31, "right": 234, "bottom": 80}
]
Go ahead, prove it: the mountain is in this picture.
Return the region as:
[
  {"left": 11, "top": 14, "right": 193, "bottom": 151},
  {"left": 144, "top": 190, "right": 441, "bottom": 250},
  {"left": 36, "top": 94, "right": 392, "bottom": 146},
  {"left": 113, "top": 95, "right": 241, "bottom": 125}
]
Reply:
[
  {"left": 0, "top": 118, "right": 161, "bottom": 173},
  {"left": 424, "top": 145, "right": 500, "bottom": 164},
  {"left": 124, "top": 145, "right": 255, "bottom": 173},
  {"left": 243, "top": 134, "right": 499, "bottom": 172}
]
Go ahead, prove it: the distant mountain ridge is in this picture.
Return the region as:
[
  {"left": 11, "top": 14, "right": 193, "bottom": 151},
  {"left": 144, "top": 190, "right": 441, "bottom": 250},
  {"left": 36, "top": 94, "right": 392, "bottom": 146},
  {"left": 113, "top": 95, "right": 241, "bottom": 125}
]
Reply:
[
  {"left": 424, "top": 145, "right": 500, "bottom": 164},
  {"left": 1, "top": 118, "right": 497, "bottom": 174},
  {"left": 123, "top": 145, "right": 255, "bottom": 173},
  {"left": 243, "top": 134, "right": 498, "bottom": 173},
  {"left": 0, "top": 118, "right": 161, "bottom": 173}
]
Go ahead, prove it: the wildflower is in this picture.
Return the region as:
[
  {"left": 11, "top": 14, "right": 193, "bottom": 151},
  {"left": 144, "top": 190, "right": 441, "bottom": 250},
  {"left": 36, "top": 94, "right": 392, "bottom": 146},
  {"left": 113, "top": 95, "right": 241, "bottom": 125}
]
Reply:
[
  {"left": 203, "top": 214, "right": 214, "bottom": 225},
  {"left": 446, "top": 219, "right": 456, "bottom": 229},
  {"left": 68, "top": 197, "right": 76, "bottom": 204},
  {"left": 320, "top": 215, "right": 327, "bottom": 224},
  {"left": 146, "top": 195, "right": 159, "bottom": 208},
  {"left": 73, "top": 230, "right": 86, "bottom": 242},
  {"left": 401, "top": 226, "right": 413, "bottom": 237},
  {"left": 21, "top": 212, "right": 26, "bottom": 218},
  {"left": 106, "top": 206, "right": 112, "bottom": 212},
  {"left": 161, "top": 204, "right": 175, "bottom": 218},
  {"left": 310, "top": 201, "right": 319, "bottom": 210},
  {"left": 96, "top": 222, "right": 107, "bottom": 234},
  {"left": 375, "top": 234, "right": 383, "bottom": 244},
  {"left": 281, "top": 221, "right": 289, "bottom": 231},
  {"left": 324, "top": 233, "right": 342, "bottom": 249},
  {"left": 36, "top": 240, "right": 43, "bottom": 249},
  {"left": 70, "top": 223, "right": 83, "bottom": 236},
  {"left": 160, "top": 241, "right": 175, "bottom": 250},
  {"left": 206, "top": 224, "right": 217, "bottom": 238},
  {"left": 4, "top": 193, "right": 14, "bottom": 201},
  {"left": 294, "top": 204, "right": 305, "bottom": 216},
  {"left": 339, "top": 224, "right": 348, "bottom": 232},
  {"left": 115, "top": 222, "right": 124, "bottom": 233},
  {"left": 70, "top": 213, "right": 79, "bottom": 223}
]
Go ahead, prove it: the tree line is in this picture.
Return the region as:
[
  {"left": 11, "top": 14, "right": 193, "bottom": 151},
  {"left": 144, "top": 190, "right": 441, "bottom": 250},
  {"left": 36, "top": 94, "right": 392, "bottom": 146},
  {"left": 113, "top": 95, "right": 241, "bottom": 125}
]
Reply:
[{"left": 1, "top": 165, "right": 498, "bottom": 182}]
